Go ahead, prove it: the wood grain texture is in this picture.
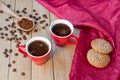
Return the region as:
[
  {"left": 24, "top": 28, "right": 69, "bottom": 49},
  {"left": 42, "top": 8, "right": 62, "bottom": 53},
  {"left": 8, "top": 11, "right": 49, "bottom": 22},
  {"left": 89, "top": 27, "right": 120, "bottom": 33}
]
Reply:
[{"left": 0, "top": 0, "right": 80, "bottom": 80}]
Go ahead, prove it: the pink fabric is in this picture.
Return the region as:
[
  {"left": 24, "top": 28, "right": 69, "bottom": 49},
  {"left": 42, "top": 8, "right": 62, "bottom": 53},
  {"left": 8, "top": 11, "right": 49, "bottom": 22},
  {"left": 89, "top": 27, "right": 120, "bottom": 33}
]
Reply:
[{"left": 36, "top": 0, "right": 120, "bottom": 80}]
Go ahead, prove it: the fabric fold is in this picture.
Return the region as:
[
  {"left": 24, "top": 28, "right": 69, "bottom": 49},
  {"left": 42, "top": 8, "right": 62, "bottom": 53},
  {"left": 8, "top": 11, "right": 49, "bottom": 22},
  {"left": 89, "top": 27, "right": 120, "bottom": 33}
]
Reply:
[{"left": 36, "top": 0, "right": 120, "bottom": 80}]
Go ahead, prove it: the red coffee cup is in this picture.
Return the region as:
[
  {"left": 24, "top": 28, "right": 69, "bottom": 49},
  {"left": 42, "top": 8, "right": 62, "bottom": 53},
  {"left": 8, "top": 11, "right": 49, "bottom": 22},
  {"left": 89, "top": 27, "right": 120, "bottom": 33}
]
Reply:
[
  {"left": 50, "top": 19, "right": 78, "bottom": 47},
  {"left": 18, "top": 37, "right": 51, "bottom": 65}
]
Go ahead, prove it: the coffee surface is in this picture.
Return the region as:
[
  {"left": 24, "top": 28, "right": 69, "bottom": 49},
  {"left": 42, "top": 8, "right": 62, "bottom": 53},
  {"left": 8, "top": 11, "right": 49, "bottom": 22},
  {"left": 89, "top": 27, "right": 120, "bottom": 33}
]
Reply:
[
  {"left": 18, "top": 18, "right": 33, "bottom": 29},
  {"left": 28, "top": 40, "right": 49, "bottom": 56},
  {"left": 52, "top": 23, "right": 71, "bottom": 36}
]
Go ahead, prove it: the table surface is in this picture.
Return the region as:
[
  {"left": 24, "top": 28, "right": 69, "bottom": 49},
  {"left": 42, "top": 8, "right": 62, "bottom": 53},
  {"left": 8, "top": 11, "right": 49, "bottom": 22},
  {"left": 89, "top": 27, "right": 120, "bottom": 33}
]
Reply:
[{"left": 0, "top": 0, "right": 80, "bottom": 80}]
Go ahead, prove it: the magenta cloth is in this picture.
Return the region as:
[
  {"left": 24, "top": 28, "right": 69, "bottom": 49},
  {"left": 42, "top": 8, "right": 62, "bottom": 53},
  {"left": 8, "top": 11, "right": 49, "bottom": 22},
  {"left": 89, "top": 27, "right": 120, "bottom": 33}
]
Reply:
[{"left": 36, "top": 0, "right": 120, "bottom": 80}]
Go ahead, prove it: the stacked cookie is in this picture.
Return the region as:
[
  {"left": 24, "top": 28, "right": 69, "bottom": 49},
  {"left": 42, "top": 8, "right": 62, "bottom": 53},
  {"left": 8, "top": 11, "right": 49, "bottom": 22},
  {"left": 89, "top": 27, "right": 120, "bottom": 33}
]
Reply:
[{"left": 87, "top": 39, "right": 113, "bottom": 68}]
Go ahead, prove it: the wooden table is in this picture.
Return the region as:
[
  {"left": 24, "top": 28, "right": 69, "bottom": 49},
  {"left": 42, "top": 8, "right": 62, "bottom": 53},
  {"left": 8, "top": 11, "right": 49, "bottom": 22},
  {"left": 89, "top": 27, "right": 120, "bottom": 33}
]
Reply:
[{"left": 0, "top": 0, "right": 79, "bottom": 80}]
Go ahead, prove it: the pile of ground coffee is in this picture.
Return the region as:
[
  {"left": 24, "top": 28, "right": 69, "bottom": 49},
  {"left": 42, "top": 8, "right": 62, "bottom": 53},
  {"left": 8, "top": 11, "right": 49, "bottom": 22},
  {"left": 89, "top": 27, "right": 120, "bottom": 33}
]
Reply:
[{"left": 18, "top": 18, "right": 33, "bottom": 29}]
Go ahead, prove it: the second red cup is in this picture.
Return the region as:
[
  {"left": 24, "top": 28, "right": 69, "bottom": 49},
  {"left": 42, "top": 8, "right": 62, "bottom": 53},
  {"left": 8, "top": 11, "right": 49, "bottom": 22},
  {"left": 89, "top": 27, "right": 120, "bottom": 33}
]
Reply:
[{"left": 50, "top": 19, "right": 78, "bottom": 47}]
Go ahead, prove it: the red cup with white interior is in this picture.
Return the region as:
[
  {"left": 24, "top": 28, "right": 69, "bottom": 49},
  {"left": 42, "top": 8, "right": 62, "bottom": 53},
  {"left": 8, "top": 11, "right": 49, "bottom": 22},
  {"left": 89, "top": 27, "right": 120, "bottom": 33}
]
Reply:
[
  {"left": 50, "top": 19, "right": 78, "bottom": 47},
  {"left": 18, "top": 37, "right": 51, "bottom": 65}
]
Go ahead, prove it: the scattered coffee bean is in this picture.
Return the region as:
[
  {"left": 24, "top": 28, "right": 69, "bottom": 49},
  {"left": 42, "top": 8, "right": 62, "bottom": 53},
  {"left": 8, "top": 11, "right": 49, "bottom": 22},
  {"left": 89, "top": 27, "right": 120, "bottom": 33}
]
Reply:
[
  {"left": 45, "top": 23, "right": 48, "bottom": 26},
  {"left": 42, "top": 14, "right": 48, "bottom": 19},
  {"left": 19, "top": 15, "right": 22, "bottom": 17},
  {"left": 5, "top": 18, "right": 9, "bottom": 21},
  {"left": 0, "top": 28, "right": 2, "bottom": 31},
  {"left": 5, "top": 54, "right": 9, "bottom": 58},
  {"left": 8, "top": 24, "right": 11, "bottom": 27},
  {"left": 8, "top": 16, "right": 12, "bottom": 19},
  {"left": 21, "top": 72, "right": 25, "bottom": 76},
  {"left": 40, "top": 20, "right": 45, "bottom": 24},
  {"left": 33, "top": 16, "right": 36, "bottom": 19},
  {"left": 5, "top": 33, "right": 8, "bottom": 36},
  {"left": 14, "top": 35, "right": 17, "bottom": 37},
  {"left": 12, "top": 68, "right": 17, "bottom": 72},
  {"left": 1, "top": 36, "right": 4, "bottom": 39},
  {"left": 9, "top": 38, "right": 12, "bottom": 41},
  {"left": 3, "top": 51, "right": 7, "bottom": 55},
  {"left": 23, "top": 8, "right": 27, "bottom": 10},
  {"left": 42, "top": 26, "right": 45, "bottom": 29},
  {"left": 18, "top": 37, "right": 22, "bottom": 40},
  {"left": 35, "top": 13, "right": 38, "bottom": 15},
  {"left": 33, "top": 9, "right": 36, "bottom": 12},
  {"left": 5, "top": 49, "right": 8, "bottom": 52},
  {"left": 12, "top": 60, "right": 16, "bottom": 64},
  {"left": 0, "top": 32, "right": 4, "bottom": 35},
  {"left": 9, "top": 49, "right": 13, "bottom": 53},
  {"left": 16, "top": 44, "right": 19, "bottom": 48},
  {"left": 29, "top": 14, "right": 33, "bottom": 18},
  {"left": 22, "top": 35, "right": 27, "bottom": 40},
  {"left": 0, "top": 10, "right": 3, "bottom": 13},
  {"left": 34, "top": 29, "right": 38, "bottom": 32},
  {"left": 34, "top": 21, "right": 37, "bottom": 24},
  {"left": 4, "top": 26, "right": 8, "bottom": 31},
  {"left": 7, "top": 4, "right": 11, "bottom": 8},
  {"left": 8, "top": 64, "right": 12, "bottom": 67},
  {"left": 16, "top": 10, "right": 20, "bottom": 13},
  {"left": 14, "top": 53, "right": 19, "bottom": 56}
]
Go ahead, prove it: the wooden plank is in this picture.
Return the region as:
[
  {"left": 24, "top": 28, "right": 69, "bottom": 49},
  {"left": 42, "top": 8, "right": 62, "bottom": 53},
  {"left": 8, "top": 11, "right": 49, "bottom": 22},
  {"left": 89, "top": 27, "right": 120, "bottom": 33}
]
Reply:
[
  {"left": 50, "top": 13, "right": 80, "bottom": 80},
  {"left": 8, "top": 0, "right": 33, "bottom": 80},
  {"left": 0, "top": 0, "right": 15, "bottom": 80},
  {"left": 31, "top": 1, "right": 53, "bottom": 80}
]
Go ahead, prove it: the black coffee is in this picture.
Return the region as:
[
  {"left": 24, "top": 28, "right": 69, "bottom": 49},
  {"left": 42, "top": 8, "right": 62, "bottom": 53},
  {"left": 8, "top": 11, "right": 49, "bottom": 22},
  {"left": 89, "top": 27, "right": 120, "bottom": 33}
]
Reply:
[
  {"left": 28, "top": 40, "right": 49, "bottom": 56},
  {"left": 52, "top": 23, "right": 71, "bottom": 36}
]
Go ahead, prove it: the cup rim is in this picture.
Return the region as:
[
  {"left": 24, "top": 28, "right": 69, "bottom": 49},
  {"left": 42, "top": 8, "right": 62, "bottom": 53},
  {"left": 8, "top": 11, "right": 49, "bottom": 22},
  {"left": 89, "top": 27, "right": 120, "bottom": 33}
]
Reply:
[
  {"left": 50, "top": 19, "right": 74, "bottom": 38},
  {"left": 26, "top": 37, "right": 51, "bottom": 58}
]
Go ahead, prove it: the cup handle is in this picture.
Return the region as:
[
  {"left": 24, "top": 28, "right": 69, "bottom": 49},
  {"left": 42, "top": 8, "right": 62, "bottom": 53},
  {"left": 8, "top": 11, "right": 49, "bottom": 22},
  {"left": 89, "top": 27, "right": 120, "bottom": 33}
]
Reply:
[
  {"left": 18, "top": 45, "right": 28, "bottom": 56},
  {"left": 67, "top": 35, "right": 78, "bottom": 44}
]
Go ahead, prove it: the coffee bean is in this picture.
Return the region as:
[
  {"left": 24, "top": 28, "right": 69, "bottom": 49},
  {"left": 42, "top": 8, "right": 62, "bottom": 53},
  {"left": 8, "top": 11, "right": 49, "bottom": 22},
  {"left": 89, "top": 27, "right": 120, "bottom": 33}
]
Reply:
[
  {"left": 9, "top": 38, "right": 12, "bottom": 41},
  {"left": 40, "top": 20, "right": 45, "bottom": 24},
  {"left": 5, "top": 49, "right": 8, "bottom": 52},
  {"left": 23, "top": 8, "right": 27, "bottom": 10},
  {"left": 19, "top": 15, "right": 22, "bottom": 17},
  {"left": 8, "top": 24, "right": 11, "bottom": 27},
  {"left": 34, "top": 21, "right": 37, "bottom": 24},
  {"left": 8, "top": 64, "right": 12, "bottom": 67},
  {"left": 22, "top": 35, "right": 27, "bottom": 40},
  {"left": 12, "top": 60, "right": 16, "bottom": 64},
  {"left": 0, "top": 32, "right": 4, "bottom": 35},
  {"left": 7, "top": 4, "right": 11, "bottom": 8},
  {"left": 9, "top": 49, "right": 13, "bottom": 53},
  {"left": 35, "top": 13, "right": 38, "bottom": 15},
  {"left": 3, "top": 51, "right": 7, "bottom": 55},
  {"left": 0, "top": 10, "right": 3, "bottom": 13},
  {"left": 29, "top": 15, "right": 33, "bottom": 18},
  {"left": 42, "top": 26, "right": 45, "bottom": 29},
  {"left": 18, "top": 37, "right": 22, "bottom": 40},
  {"left": 14, "top": 30, "right": 16, "bottom": 33},
  {"left": 14, "top": 35, "right": 17, "bottom": 37},
  {"left": 16, "top": 44, "right": 19, "bottom": 48},
  {"left": 33, "top": 16, "right": 36, "bottom": 19},
  {"left": 34, "top": 29, "right": 38, "bottom": 32},
  {"left": 5, "top": 33, "right": 8, "bottom": 36},
  {"left": 0, "top": 28, "right": 2, "bottom": 31},
  {"left": 45, "top": 23, "right": 48, "bottom": 26},
  {"left": 1, "top": 36, "right": 4, "bottom": 39},
  {"left": 5, "top": 18, "right": 9, "bottom": 21},
  {"left": 42, "top": 14, "right": 48, "bottom": 19},
  {"left": 14, "top": 53, "right": 19, "bottom": 56},
  {"left": 5, "top": 54, "right": 9, "bottom": 58},
  {"left": 8, "top": 16, "right": 12, "bottom": 19},
  {"left": 4, "top": 26, "right": 8, "bottom": 31},
  {"left": 33, "top": 9, "right": 36, "bottom": 12},
  {"left": 16, "top": 10, "right": 20, "bottom": 13},
  {"left": 12, "top": 68, "right": 17, "bottom": 72},
  {"left": 21, "top": 72, "right": 25, "bottom": 76}
]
